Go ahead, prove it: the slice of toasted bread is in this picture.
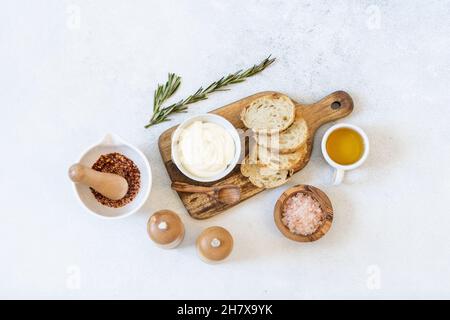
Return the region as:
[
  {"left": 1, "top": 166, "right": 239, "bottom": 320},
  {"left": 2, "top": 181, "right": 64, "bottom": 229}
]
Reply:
[
  {"left": 241, "top": 93, "right": 295, "bottom": 133},
  {"left": 250, "top": 143, "right": 308, "bottom": 171},
  {"left": 241, "top": 156, "right": 293, "bottom": 189},
  {"left": 256, "top": 117, "right": 308, "bottom": 154}
]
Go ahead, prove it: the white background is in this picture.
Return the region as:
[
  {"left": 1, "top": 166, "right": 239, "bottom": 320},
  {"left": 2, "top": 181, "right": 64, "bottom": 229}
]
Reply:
[{"left": 1, "top": 0, "right": 450, "bottom": 299}]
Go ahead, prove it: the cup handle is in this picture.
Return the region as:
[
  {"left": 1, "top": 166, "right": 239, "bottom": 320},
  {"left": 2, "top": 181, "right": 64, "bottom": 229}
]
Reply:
[{"left": 333, "top": 169, "right": 345, "bottom": 185}]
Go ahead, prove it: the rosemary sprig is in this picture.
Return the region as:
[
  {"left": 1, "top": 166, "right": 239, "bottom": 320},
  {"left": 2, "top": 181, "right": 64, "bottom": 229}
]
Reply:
[
  {"left": 145, "top": 55, "right": 276, "bottom": 128},
  {"left": 153, "top": 73, "right": 181, "bottom": 113}
]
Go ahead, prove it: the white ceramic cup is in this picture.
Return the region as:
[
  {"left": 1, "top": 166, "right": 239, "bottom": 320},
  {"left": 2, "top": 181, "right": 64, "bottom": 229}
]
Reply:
[{"left": 321, "top": 123, "right": 369, "bottom": 185}]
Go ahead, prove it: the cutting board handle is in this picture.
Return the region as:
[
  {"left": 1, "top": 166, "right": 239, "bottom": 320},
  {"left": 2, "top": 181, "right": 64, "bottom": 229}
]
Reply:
[{"left": 303, "top": 91, "right": 354, "bottom": 131}]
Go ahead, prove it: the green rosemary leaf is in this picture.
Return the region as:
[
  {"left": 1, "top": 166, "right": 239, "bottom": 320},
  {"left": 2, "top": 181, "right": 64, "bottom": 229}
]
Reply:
[
  {"left": 146, "top": 55, "right": 276, "bottom": 128},
  {"left": 152, "top": 73, "right": 181, "bottom": 113}
]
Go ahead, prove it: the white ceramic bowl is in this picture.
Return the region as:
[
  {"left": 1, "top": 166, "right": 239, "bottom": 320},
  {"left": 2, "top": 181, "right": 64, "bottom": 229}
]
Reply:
[
  {"left": 72, "top": 133, "right": 152, "bottom": 219},
  {"left": 171, "top": 114, "right": 241, "bottom": 182}
]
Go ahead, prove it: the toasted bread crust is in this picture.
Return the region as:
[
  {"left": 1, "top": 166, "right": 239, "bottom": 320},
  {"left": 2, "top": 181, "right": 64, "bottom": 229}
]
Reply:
[{"left": 240, "top": 93, "right": 295, "bottom": 133}]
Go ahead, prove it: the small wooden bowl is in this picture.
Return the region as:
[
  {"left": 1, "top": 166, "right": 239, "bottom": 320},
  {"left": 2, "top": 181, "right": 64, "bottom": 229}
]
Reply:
[{"left": 274, "top": 185, "right": 333, "bottom": 242}]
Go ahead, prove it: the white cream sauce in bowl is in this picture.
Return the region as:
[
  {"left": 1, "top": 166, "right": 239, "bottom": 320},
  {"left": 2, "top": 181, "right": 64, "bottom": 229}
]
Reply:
[{"left": 171, "top": 114, "right": 241, "bottom": 182}]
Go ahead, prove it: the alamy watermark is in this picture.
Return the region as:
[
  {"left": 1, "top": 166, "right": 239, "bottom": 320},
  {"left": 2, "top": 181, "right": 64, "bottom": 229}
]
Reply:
[
  {"left": 66, "top": 4, "right": 81, "bottom": 30},
  {"left": 66, "top": 265, "right": 81, "bottom": 290},
  {"left": 365, "top": 5, "right": 381, "bottom": 30},
  {"left": 366, "top": 264, "right": 381, "bottom": 290}
]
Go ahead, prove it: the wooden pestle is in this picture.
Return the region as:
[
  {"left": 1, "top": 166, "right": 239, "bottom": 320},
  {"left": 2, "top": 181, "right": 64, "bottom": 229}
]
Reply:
[{"left": 69, "top": 164, "right": 129, "bottom": 200}]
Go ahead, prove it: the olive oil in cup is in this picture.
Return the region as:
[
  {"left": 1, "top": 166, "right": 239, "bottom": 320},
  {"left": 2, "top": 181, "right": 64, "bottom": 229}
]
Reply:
[{"left": 321, "top": 124, "right": 369, "bottom": 185}]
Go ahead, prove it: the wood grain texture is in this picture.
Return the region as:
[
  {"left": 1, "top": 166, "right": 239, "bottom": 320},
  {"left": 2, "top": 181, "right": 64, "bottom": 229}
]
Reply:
[
  {"left": 158, "top": 91, "right": 353, "bottom": 220},
  {"left": 171, "top": 182, "right": 241, "bottom": 205},
  {"left": 274, "top": 184, "right": 333, "bottom": 242}
]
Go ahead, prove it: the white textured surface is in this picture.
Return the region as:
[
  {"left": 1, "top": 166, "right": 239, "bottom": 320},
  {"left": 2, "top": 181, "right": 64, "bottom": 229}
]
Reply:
[{"left": 1, "top": 0, "right": 450, "bottom": 299}]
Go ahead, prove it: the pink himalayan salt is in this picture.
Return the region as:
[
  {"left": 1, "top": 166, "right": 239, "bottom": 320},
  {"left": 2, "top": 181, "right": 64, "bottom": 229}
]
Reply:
[{"left": 282, "top": 193, "right": 325, "bottom": 236}]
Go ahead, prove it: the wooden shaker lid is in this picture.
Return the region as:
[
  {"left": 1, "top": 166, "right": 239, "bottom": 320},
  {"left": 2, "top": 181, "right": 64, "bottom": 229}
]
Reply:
[
  {"left": 147, "top": 210, "right": 184, "bottom": 246},
  {"left": 196, "top": 226, "right": 233, "bottom": 262}
]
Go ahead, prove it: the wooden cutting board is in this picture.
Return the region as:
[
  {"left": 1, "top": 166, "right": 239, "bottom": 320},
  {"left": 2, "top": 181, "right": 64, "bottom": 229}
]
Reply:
[{"left": 158, "top": 91, "right": 353, "bottom": 220}]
